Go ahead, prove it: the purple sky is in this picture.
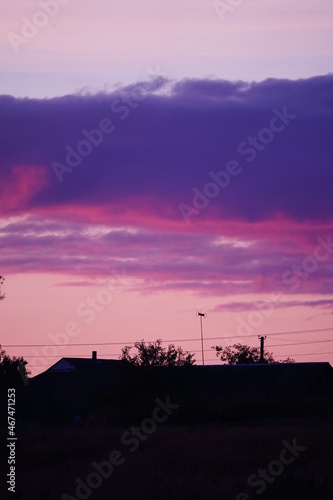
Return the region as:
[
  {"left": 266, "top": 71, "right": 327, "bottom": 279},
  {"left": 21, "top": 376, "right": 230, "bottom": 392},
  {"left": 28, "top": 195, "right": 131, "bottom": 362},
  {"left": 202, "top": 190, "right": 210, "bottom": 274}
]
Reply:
[
  {"left": 0, "top": 1, "right": 333, "bottom": 374},
  {"left": 1, "top": 0, "right": 333, "bottom": 97}
]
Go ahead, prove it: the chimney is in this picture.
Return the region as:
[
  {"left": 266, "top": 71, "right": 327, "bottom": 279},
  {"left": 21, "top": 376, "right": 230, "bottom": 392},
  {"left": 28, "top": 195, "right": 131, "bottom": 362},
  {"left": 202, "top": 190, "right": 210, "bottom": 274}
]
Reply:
[
  {"left": 92, "top": 350, "right": 97, "bottom": 361},
  {"left": 258, "top": 336, "right": 267, "bottom": 363}
]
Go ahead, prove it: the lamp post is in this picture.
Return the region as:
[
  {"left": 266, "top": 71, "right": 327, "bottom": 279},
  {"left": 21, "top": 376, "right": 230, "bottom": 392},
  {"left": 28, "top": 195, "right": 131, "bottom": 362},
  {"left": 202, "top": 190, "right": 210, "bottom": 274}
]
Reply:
[{"left": 197, "top": 311, "right": 207, "bottom": 366}]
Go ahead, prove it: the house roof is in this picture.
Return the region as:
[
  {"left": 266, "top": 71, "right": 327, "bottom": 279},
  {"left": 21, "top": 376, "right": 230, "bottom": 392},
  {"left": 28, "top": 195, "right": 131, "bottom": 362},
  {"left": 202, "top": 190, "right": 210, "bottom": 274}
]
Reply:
[
  {"left": 45, "top": 357, "right": 122, "bottom": 374},
  {"left": 29, "top": 359, "right": 333, "bottom": 400},
  {"left": 27, "top": 357, "right": 124, "bottom": 399},
  {"left": 193, "top": 362, "right": 333, "bottom": 398}
]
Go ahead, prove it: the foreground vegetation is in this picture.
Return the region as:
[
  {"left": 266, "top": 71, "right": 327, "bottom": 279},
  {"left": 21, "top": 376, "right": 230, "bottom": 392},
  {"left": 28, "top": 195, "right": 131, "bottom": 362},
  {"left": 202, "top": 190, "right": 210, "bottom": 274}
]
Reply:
[{"left": 2, "top": 417, "right": 332, "bottom": 500}]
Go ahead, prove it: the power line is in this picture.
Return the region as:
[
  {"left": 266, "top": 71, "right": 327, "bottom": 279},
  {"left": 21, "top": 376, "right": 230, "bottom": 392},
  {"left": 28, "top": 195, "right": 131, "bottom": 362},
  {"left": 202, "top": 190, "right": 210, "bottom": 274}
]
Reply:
[
  {"left": 20, "top": 348, "right": 333, "bottom": 360},
  {"left": 2, "top": 326, "right": 332, "bottom": 348},
  {"left": 265, "top": 327, "right": 332, "bottom": 336},
  {"left": 2, "top": 339, "right": 206, "bottom": 348},
  {"left": 20, "top": 347, "right": 216, "bottom": 358},
  {"left": 293, "top": 351, "right": 333, "bottom": 357},
  {"left": 268, "top": 338, "right": 333, "bottom": 348}
]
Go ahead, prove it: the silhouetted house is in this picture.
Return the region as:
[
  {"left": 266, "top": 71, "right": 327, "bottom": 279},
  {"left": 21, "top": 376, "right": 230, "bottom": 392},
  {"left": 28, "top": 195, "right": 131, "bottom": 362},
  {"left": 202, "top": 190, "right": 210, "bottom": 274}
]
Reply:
[
  {"left": 187, "top": 362, "right": 333, "bottom": 421},
  {"left": 196, "top": 362, "right": 333, "bottom": 398},
  {"left": 10, "top": 359, "right": 333, "bottom": 425},
  {"left": 14, "top": 352, "right": 125, "bottom": 424}
]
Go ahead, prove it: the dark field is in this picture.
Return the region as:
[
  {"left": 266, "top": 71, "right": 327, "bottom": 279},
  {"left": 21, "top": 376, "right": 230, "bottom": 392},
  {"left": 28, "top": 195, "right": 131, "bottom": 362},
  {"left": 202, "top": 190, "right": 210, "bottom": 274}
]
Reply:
[{"left": 3, "top": 417, "right": 332, "bottom": 500}]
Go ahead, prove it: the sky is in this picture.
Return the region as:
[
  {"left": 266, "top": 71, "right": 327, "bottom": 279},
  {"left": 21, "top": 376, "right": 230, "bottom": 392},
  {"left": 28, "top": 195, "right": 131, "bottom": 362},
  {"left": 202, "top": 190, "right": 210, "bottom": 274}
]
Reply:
[{"left": 0, "top": 0, "right": 333, "bottom": 375}]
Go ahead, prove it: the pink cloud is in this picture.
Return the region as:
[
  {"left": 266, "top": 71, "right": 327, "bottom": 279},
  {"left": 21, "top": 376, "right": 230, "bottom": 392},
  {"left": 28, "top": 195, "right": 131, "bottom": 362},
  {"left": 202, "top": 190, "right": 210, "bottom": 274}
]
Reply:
[{"left": 0, "top": 165, "right": 48, "bottom": 214}]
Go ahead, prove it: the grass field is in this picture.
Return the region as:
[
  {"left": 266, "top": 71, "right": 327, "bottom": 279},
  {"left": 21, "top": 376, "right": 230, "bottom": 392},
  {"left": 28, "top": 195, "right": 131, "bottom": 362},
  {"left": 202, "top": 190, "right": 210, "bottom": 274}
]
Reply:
[{"left": 2, "top": 417, "right": 332, "bottom": 500}]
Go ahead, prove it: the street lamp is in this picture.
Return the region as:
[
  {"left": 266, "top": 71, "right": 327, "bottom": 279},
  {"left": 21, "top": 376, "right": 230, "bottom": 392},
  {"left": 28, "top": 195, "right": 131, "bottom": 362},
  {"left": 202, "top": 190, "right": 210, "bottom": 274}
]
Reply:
[{"left": 197, "top": 311, "right": 207, "bottom": 366}]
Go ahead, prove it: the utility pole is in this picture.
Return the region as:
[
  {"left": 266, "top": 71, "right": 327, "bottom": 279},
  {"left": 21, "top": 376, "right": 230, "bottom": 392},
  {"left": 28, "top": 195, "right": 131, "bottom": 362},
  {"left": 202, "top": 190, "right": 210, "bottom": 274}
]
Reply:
[
  {"left": 197, "top": 312, "right": 207, "bottom": 366},
  {"left": 258, "top": 335, "right": 267, "bottom": 363}
]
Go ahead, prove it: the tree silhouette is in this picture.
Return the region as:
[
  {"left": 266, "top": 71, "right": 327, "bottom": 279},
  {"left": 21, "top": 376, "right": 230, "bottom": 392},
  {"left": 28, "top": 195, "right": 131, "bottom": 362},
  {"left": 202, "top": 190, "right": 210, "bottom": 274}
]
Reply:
[
  {"left": 0, "top": 276, "right": 30, "bottom": 387},
  {"left": 120, "top": 339, "right": 195, "bottom": 366},
  {"left": 0, "top": 346, "right": 31, "bottom": 391},
  {"left": 212, "top": 343, "right": 294, "bottom": 364}
]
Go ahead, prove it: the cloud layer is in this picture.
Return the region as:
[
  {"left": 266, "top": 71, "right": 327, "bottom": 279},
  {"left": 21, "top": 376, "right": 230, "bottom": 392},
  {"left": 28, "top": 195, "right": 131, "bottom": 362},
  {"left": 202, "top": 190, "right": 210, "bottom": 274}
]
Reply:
[{"left": 1, "top": 75, "right": 333, "bottom": 303}]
